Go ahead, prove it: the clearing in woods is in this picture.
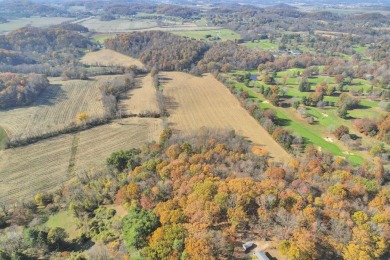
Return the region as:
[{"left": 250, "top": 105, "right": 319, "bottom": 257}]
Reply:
[
  {"left": 0, "top": 118, "right": 162, "bottom": 203},
  {"left": 0, "top": 76, "right": 109, "bottom": 141},
  {"left": 118, "top": 73, "right": 160, "bottom": 116},
  {"left": 160, "top": 72, "right": 290, "bottom": 162},
  {"left": 81, "top": 49, "right": 145, "bottom": 69}
]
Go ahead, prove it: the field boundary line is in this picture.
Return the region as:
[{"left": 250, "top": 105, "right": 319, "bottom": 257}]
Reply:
[{"left": 67, "top": 132, "right": 80, "bottom": 179}]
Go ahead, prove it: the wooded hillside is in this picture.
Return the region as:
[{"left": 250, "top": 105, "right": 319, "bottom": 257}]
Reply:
[
  {"left": 0, "top": 49, "right": 35, "bottom": 65},
  {"left": 105, "top": 31, "right": 272, "bottom": 72},
  {"left": 1, "top": 129, "right": 388, "bottom": 259},
  {"left": 105, "top": 31, "right": 208, "bottom": 71},
  {"left": 3, "top": 26, "right": 91, "bottom": 53}
]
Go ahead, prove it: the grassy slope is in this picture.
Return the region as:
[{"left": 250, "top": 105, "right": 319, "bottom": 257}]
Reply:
[
  {"left": 228, "top": 71, "right": 377, "bottom": 165},
  {"left": 242, "top": 39, "right": 279, "bottom": 50},
  {"left": 92, "top": 33, "right": 116, "bottom": 44},
  {"left": 45, "top": 211, "right": 79, "bottom": 240},
  {"left": 172, "top": 29, "right": 241, "bottom": 41}
]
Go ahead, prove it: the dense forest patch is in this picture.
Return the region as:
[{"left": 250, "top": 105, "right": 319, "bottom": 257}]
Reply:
[
  {"left": 105, "top": 31, "right": 273, "bottom": 73},
  {"left": 105, "top": 31, "right": 209, "bottom": 71},
  {"left": 0, "top": 72, "right": 49, "bottom": 108}
]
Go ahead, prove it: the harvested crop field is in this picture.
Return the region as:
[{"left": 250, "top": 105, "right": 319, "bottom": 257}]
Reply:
[
  {"left": 0, "top": 76, "right": 109, "bottom": 141},
  {"left": 0, "top": 118, "right": 162, "bottom": 203},
  {"left": 161, "top": 72, "right": 290, "bottom": 162},
  {"left": 118, "top": 73, "right": 160, "bottom": 116},
  {"left": 81, "top": 49, "right": 145, "bottom": 69},
  {"left": 0, "top": 17, "right": 73, "bottom": 35},
  {"left": 0, "top": 134, "right": 73, "bottom": 203},
  {"left": 75, "top": 117, "right": 162, "bottom": 172},
  {"left": 78, "top": 18, "right": 158, "bottom": 33}
]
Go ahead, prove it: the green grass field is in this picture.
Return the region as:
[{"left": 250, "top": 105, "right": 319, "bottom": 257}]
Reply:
[
  {"left": 353, "top": 45, "right": 368, "bottom": 54},
  {"left": 92, "top": 33, "right": 116, "bottom": 44},
  {"left": 225, "top": 70, "right": 390, "bottom": 165},
  {"left": 45, "top": 211, "right": 79, "bottom": 240},
  {"left": 242, "top": 39, "right": 279, "bottom": 50},
  {"left": 172, "top": 29, "right": 241, "bottom": 41},
  {"left": 195, "top": 18, "right": 209, "bottom": 27}
]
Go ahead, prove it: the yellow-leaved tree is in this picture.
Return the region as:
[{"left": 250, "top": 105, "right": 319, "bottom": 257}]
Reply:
[{"left": 77, "top": 112, "right": 89, "bottom": 124}]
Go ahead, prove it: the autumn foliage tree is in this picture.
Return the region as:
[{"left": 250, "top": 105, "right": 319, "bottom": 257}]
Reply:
[
  {"left": 0, "top": 73, "right": 49, "bottom": 108},
  {"left": 333, "top": 125, "right": 349, "bottom": 140}
]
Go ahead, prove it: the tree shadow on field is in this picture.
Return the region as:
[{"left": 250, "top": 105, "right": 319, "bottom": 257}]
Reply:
[
  {"left": 164, "top": 95, "right": 179, "bottom": 115},
  {"left": 159, "top": 76, "right": 173, "bottom": 84},
  {"left": 274, "top": 117, "right": 291, "bottom": 127},
  {"left": 65, "top": 238, "right": 95, "bottom": 253},
  {"left": 133, "top": 76, "right": 143, "bottom": 89},
  {"left": 36, "top": 84, "right": 67, "bottom": 106},
  {"left": 0, "top": 84, "right": 66, "bottom": 111},
  {"left": 355, "top": 104, "right": 371, "bottom": 110}
]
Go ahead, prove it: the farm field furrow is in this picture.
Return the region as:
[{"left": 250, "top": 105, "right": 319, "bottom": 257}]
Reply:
[
  {"left": 0, "top": 134, "right": 73, "bottom": 204},
  {"left": 0, "top": 76, "right": 107, "bottom": 141},
  {"left": 161, "top": 72, "right": 290, "bottom": 162},
  {"left": 81, "top": 49, "right": 145, "bottom": 69},
  {"left": 0, "top": 118, "right": 162, "bottom": 203},
  {"left": 75, "top": 117, "right": 162, "bottom": 173},
  {"left": 118, "top": 73, "right": 160, "bottom": 115}
]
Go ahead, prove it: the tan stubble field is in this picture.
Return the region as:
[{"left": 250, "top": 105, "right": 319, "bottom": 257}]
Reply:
[
  {"left": 161, "top": 72, "right": 290, "bottom": 162},
  {"left": 81, "top": 49, "right": 145, "bottom": 69},
  {"left": 118, "top": 73, "right": 160, "bottom": 116},
  {"left": 0, "top": 118, "right": 162, "bottom": 203}
]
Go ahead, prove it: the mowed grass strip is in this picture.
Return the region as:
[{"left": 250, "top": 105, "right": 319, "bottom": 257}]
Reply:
[
  {"left": 230, "top": 69, "right": 384, "bottom": 165},
  {"left": 233, "top": 81, "right": 365, "bottom": 165},
  {"left": 161, "top": 72, "right": 290, "bottom": 162}
]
